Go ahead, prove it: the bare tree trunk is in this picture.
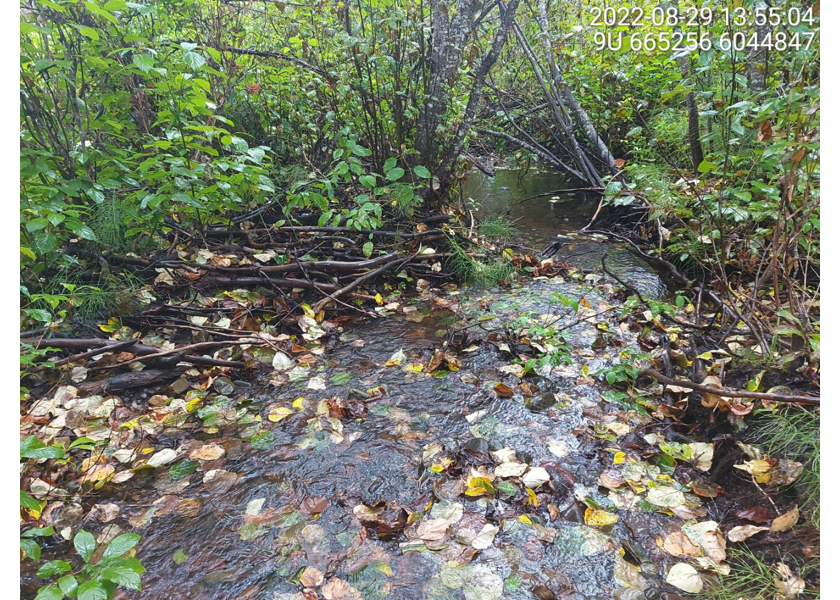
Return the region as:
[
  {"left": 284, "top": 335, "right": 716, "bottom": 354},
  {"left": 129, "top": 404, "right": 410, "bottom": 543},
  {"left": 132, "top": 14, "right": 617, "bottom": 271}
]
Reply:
[
  {"left": 509, "top": 18, "right": 601, "bottom": 186},
  {"left": 747, "top": 0, "right": 770, "bottom": 91},
  {"left": 418, "top": 0, "right": 483, "bottom": 166},
  {"left": 535, "top": 0, "right": 614, "bottom": 171},
  {"left": 678, "top": 53, "right": 704, "bottom": 173},
  {"left": 435, "top": 0, "right": 521, "bottom": 187}
]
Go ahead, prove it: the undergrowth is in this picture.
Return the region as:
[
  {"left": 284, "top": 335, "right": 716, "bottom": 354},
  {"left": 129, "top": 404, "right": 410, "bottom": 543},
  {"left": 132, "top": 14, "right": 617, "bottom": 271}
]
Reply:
[
  {"left": 705, "top": 546, "right": 819, "bottom": 600},
  {"left": 33, "top": 268, "right": 146, "bottom": 332},
  {"left": 477, "top": 216, "right": 520, "bottom": 244},
  {"left": 752, "top": 407, "right": 820, "bottom": 526},
  {"left": 445, "top": 235, "right": 518, "bottom": 288}
]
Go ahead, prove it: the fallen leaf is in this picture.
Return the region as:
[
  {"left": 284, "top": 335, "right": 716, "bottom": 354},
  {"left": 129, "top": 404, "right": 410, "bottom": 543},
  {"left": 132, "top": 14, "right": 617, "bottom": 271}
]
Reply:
[
  {"left": 734, "top": 459, "right": 773, "bottom": 484},
  {"left": 147, "top": 448, "right": 179, "bottom": 468},
  {"left": 268, "top": 405, "right": 294, "bottom": 422},
  {"left": 701, "top": 375, "right": 723, "bottom": 408},
  {"left": 203, "top": 469, "right": 241, "bottom": 494},
  {"left": 494, "top": 461, "right": 528, "bottom": 478},
  {"left": 300, "top": 497, "right": 328, "bottom": 515},
  {"left": 272, "top": 351, "right": 294, "bottom": 371},
  {"left": 735, "top": 506, "right": 773, "bottom": 524},
  {"left": 299, "top": 566, "right": 324, "bottom": 588},
  {"left": 774, "top": 562, "right": 805, "bottom": 598},
  {"left": 465, "top": 474, "right": 496, "bottom": 497},
  {"left": 463, "top": 565, "right": 504, "bottom": 600},
  {"left": 307, "top": 376, "right": 326, "bottom": 390},
  {"left": 385, "top": 349, "right": 406, "bottom": 366},
  {"left": 521, "top": 467, "right": 550, "bottom": 489},
  {"left": 584, "top": 508, "right": 619, "bottom": 527},
  {"left": 689, "top": 442, "right": 714, "bottom": 471},
  {"left": 666, "top": 563, "right": 703, "bottom": 594},
  {"left": 245, "top": 498, "right": 266, "bottom": 515},
  {"left": 547, "top": 440, "right": 569, "bottom": 458},
  {"left": 646, "top": 486, "right": 685, "bottom": 508},
  {"left": 493, "top": 383, "right": 514, "bottom": 398},
  {"left": 78, "top": 462, "right": 115, "bottom": 485},
  {"left": 660, "top": 531, "right": 702, "bottom": 558},
  {"left": 682, "top": 521, "right": 726, "bottom": 564},
  {"left": 470, "top": 524, "right": 499, "bottom": 549},
  {"left": 605, "top": 422, "right": 631, "bottom": 436},
  {"left": 770, "top": 459, "right": 804, "bottom": 487},
  {"left": 415, "top": 518, "right": 450, "bottom": 542},
  {"left": 727, "top": 525, "right": 769, "bottom": 542},
  {"left": 430, "top": 500, "right": 464, "bottom": 525},
  {"left": 322, "top": 577, "right": 363, "bottom": 600},
  {"left": 189, "top": 443, "right": 225, "bottom": 461},
  {"left": 91, "top": 503, "right": 120, "bottom": 523},
  {"left": 770, "top": 505, "right": 799, "bottom": 532}
]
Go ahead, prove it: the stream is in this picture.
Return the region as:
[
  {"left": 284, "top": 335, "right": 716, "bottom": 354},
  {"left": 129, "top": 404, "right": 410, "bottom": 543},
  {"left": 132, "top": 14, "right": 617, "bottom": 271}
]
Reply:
[{"left": 25, "top": 172, "right": 691, "bottom": 600}]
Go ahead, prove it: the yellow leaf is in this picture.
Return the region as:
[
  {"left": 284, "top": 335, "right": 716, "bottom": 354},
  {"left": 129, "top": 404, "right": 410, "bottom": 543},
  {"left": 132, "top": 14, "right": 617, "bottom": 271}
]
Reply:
[
  {"left": 268, "top": 406, "right": 294, "bottom": 422},
  {"left": 518, "top": 514, "right": 533, "bottom": 525},
  {"left": 584, "top": 508, "right": 619, "bottom": 527},
  {"left": 613, "top": 451, "right": 626, "bottom": 465},
  {"left": 375, "top": 293, "right": 384, "bottom": 305},
  {"left": 292, "top": 397, "right": 306, "bottom": 411},
  {"left": 465, "top": 475, "right": 496, "bottom": 497},
  {"left": 526, "top": 488, "right": 540, "bottom": 507}
]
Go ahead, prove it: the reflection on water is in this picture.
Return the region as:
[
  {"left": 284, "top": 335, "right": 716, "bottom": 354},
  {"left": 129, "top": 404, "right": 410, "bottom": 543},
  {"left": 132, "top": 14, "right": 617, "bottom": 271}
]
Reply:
[{"left": 464, "top": 169, "right": 667, "bottom": 298}]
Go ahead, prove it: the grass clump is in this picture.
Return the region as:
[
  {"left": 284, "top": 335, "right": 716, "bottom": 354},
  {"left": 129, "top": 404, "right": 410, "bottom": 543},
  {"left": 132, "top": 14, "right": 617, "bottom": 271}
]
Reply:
[
  {"left": 445, "top": 234, "right": 518, "bottom": 288},
  {"left": 752, "top": 407, "right": 820, "bottom": 525},
  {"left": 477, "top": 216, "right": 519, "bottom": 244},
  {"left": 705, "top": 547, "right": 818, "bottom": 600}
]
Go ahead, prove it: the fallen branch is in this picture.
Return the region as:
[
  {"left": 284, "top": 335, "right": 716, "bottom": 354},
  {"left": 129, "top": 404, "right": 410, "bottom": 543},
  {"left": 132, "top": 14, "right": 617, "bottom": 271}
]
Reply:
[
  {"left": 78, "top": 366, "right": 189, "bottom": 395},
  {"left": 89, "top": 340, "right": 256, "bottom": 371},
  {"left": 204, "top": 226, "right": 444, "bottom": 240},
  {"left": 312, "top": 254, "right": 417, "bottom": 314},
  {"left": 642, "top": 368, "right": 820, "bottom": 405},
  {"left": 21, "top": 338, "right": 247, "bottom": 369}
]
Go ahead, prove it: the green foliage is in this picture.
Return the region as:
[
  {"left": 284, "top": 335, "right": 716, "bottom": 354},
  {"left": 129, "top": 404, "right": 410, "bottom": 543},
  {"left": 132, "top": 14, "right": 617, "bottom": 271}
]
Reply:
[
  {"left": 21, "top": 2, "right": 274, "bottom": 278},
  {"left": 477, "top": 216, "right": 519, "bottom": 244},
  {"left": 505, "top": 292, "right": 578, "bottom": 369},
  {"left": 595, "top": 349, "right": 651, "bottom": 386},
  {"left": 444, "top": 235, "right": 518, "bottom": 288},
  {"left": 30, "top": 530, "right": 145, "bottom": 600}
]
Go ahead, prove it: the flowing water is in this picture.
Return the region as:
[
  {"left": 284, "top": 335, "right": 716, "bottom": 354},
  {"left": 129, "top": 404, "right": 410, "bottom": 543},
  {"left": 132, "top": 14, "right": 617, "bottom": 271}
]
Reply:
[
  {"left": 465, "top": 169, "right": 667, "bottom": 299},
  {"left": 24, "top": 173, "right": 685, "bottom": 600}
]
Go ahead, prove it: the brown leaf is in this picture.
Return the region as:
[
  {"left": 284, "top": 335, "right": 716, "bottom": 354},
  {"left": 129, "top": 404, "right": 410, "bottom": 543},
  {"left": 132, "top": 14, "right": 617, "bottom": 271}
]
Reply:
[
  {"left": 770, "top": 505, "right": 799, "bottom": 532},
  {"left": 774, "top": 562, "right": 805, "bottom": 598},
  {"left": 690, "top": 479, "right": 721, "bottom": 498},
  {"left": 414, "top": 518, "right": 450, "bottom": 542},
  {"left": 322, "top": 577, "right": 363, "bottom": 600},
  {"left": 727, "top": 524, "right": 769, "bottom": 542},
  {"left": 757, "top": 120, "right": 774, "bottom": 142},
  {"left": 735, "top": 506, "right": 773, "bottom": 524},
  {"left": 300, "top": 496, "right": 329, "bottom": 515},
  {"left": 494, "top": 383, "right": 514, "bottom": 398},
  {"left": 660, "top": 531, "right": 702, "bottom": 559},
  {"left": 532, "top": 585, "right": 557, "bottom": 600},
  {"left": 189, "top": 443, "right": 225, "bottom": 461},
  {"left": 299, "top": 566, "right": 324, "bottom": 588}
]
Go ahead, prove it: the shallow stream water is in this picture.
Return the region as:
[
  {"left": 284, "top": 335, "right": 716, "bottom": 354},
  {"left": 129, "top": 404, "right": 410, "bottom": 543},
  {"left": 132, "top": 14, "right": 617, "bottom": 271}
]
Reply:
[{"left": 24, "top": 172, "right": 687, "bottom": 600}]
